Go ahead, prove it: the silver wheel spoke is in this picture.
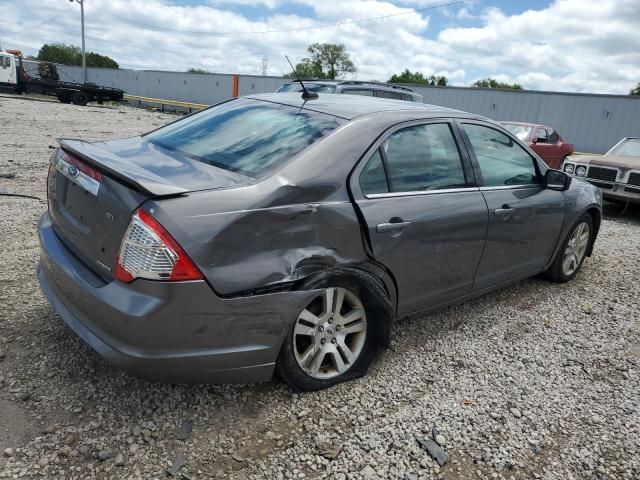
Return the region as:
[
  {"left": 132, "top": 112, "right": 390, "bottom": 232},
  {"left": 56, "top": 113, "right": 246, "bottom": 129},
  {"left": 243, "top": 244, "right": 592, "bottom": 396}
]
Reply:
[
  {"left": 329, "top": 349, "right": 347, "bottom": 373},
  {"left": 343, "top": 319, "right": 366, "bottom": 334},
  {"left": 333, "top": 288, "right": 345, "bottom": 315},
  {"left": 298, "top": 344, "right": 316, "bottom": 367},
  {"left": 294, "top": 323, "right": 317, "bottom": 337},
  {"left": 337, "top": 337, "right": 357, "bottom": 364},
  {"left": 339, "top": 307, "right": 365, "bottom": 326},
  {"left": 298, "top": 308, "right": 320, "bottom": 326},
  {"left": 323, "top": 288, "right": 335, "bottom": 317},
  {"left": 308, "top": 346, "right": 326, "bottom": 374}
]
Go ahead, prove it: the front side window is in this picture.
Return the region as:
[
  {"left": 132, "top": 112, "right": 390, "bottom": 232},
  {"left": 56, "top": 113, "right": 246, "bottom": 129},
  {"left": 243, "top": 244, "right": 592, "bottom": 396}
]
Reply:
[
  {"left": 463, "top": 124, "right": 540, "bottom": 187},
  {"left": 360, "top": 123, "right": 467, "bottom": 195},
  {"left": 146, "top": 99, "right": 344, "bottom": 178}
]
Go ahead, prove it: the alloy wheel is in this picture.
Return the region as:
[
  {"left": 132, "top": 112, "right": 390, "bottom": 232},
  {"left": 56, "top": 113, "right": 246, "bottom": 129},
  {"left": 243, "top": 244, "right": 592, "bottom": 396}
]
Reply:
[
  {"left": 293, "top": 287, "right": 367, "bottom": 379},
  {"left": 562, "top": 221, "right": 590, "bottom": 276}
]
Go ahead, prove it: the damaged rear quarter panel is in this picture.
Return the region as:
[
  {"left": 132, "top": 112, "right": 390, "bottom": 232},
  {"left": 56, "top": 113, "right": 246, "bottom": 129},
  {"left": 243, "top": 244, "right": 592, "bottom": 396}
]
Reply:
[{"left": 144, "top": 115, "right": 417, "bottom": 302}]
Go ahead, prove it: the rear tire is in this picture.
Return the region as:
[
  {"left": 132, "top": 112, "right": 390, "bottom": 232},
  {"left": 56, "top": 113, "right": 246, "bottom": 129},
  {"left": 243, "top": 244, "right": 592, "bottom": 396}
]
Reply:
[
  {"left": 544, "top": 213, "right": 593, "bottom": 283},
  {"left": 72, "top": 91, "right": 88, "bottom": 106},
  {"left": 276, "top": 273, "right": 389, "bottom": 391}
]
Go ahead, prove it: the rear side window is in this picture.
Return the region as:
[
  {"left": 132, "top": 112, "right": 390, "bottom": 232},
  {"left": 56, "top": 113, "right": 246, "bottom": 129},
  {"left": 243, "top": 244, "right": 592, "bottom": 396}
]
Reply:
[
  {"left": 534, "top": 127, "right": 548, "bottom": 143},
  {"left": 374, "top": 90, "right": 403, "bottom": 100},
  {"left": 463, "top": 124, "right": 540, "bottom": 187},
  {"left": 146, "top": 99, "right": 344, "bottom": 178},
  {"left": 359, "top": 123, "right": 467, "bottom": 195},
  {"left": 343, "top": 89, "right": 373, "bottom": 96}
]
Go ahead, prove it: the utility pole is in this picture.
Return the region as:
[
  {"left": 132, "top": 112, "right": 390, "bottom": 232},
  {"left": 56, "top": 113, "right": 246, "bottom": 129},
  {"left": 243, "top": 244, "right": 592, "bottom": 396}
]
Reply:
[
  {"left": 261, "top": 56, "right": 269, "bottom": 76},
  {"left": 70, "top": 0, "right": 86, "bottom": 83}
]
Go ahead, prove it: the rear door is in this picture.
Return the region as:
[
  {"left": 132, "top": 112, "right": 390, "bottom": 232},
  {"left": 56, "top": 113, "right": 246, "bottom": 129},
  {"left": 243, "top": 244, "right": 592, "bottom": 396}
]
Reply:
[
  {"left": 458, "top": 121, "right": 566, "bottom": 290},
  {"left": 350, "top": 120, "right": 488, "bottom": 316}
]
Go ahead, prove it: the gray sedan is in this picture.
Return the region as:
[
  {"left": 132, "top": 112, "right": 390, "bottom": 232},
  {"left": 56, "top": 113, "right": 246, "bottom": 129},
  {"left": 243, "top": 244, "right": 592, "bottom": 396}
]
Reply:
[{"left": 37, "top": 93, "right": 602, "bottom": 391}]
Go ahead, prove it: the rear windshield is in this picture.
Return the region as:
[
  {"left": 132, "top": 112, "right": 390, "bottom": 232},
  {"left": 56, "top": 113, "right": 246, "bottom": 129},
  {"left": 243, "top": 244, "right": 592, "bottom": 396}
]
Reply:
[
  {"left": 502, "top": 123, "right": 533, "bottom": 142},
  {"left": 277, "top": 83, "right": 337, "bottom": 93},
  {"left": 146, "top": 99, "right": 344, "bottom": 177}
]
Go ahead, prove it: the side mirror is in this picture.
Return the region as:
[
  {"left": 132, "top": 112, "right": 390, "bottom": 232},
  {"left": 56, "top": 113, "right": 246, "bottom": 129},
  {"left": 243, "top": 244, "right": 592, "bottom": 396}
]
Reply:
[{"left": 545, "top": 169, "right": 571, "bottom": 191}]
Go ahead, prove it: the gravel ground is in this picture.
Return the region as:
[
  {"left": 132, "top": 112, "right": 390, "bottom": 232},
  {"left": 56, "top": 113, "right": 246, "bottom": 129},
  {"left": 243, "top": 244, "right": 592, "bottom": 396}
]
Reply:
[{"left": 0, "top": 95, "right": 638, "bottom": 480}]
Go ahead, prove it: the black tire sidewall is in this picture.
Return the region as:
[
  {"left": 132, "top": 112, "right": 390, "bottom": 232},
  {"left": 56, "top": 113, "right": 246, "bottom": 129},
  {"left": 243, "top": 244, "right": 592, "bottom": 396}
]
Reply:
[
  {"left": 276, "top": 273, "right": 386, "bottom": 391},
  {"left": 549, "top": 213, "right": 594, "bottom": 282},
  {"left": 72, "top": 92, "right": 88, "bottom": 106}
]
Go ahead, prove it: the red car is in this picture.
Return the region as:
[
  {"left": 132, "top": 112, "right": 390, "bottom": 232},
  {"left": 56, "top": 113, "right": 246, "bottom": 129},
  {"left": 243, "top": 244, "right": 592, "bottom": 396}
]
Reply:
[{"left": 501, "top": 122, "right": 574, "bottom": 169}]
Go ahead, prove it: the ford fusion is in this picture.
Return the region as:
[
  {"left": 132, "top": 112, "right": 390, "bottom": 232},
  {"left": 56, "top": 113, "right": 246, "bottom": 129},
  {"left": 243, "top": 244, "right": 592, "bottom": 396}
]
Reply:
[{"left": 38, "top": 93, "right": 602, "bottom": 391}]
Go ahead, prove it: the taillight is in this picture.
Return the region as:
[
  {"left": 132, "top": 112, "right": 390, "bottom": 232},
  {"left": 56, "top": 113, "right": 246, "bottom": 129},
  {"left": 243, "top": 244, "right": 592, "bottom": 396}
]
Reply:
[{"left": 114, "top": 209, "right": 203, "bottom": 283}]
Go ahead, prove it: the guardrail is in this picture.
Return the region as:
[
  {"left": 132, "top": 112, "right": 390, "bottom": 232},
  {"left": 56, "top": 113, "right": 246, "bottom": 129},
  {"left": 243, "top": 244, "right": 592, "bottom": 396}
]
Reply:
[{"left": 124, "top": 94, "right": 208, "bottom": 112}]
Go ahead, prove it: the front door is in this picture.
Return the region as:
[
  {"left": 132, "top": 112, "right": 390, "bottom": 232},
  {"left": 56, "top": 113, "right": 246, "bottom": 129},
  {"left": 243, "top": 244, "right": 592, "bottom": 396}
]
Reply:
[
  {"left": 351, "top": 121, "right": 488, "bottom": 316},
  {"left": 458, "top": 122, "right": 566, "bottom": 290}
]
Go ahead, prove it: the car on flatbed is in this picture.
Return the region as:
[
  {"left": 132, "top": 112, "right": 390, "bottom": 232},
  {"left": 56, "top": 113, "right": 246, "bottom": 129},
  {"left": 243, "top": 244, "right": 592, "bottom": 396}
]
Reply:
[
  {"left": 501, "top": 121, "right": 574, "bottom": 169},
  {"left": 38, "top": 93, "right": 602, "bottom": 391},
  {"left": 277, "top": 80, "right": 424, "bottom": 102},
  {"left": 562, "top": 137, "right": 640, "bottom": 204}
]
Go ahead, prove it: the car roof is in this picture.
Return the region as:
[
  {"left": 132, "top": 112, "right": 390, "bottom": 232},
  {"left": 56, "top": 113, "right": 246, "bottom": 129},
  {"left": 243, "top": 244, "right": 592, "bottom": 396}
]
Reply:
[{"left": 247, "top": 92, "right": 480, "bottom": 121}]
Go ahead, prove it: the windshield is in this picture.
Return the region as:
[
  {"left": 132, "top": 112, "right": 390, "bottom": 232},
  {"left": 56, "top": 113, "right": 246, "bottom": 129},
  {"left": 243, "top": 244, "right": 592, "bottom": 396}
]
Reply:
[
  {"left": 276, "top": 83, "right": 336, "bottom": 93},
  {"left": 146, "top": 99, "right": 344, "bottom": 178},
  {"left": 502, "top": 123, "right": 533, "bottom": 142},
  {"left": 607, "top": 138, "right": 640, "bottom": 157}
]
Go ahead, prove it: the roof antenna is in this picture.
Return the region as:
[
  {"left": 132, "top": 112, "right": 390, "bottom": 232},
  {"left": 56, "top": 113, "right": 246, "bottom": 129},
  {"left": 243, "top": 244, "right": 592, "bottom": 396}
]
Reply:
[{"left": 285, "top": 55, "right": 318, "bottom": 100}]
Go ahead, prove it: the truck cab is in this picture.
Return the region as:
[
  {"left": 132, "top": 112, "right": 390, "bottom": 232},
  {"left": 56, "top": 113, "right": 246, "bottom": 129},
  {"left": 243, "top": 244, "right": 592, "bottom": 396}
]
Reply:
[{"left": 0, "top": 52, "right": 18, "bottom": 88}]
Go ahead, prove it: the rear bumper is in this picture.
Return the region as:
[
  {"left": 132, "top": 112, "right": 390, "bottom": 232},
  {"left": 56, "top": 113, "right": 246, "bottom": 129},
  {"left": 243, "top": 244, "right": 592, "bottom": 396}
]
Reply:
[{"left": 37, "top": 212, "right": 317, "bottom": 384}]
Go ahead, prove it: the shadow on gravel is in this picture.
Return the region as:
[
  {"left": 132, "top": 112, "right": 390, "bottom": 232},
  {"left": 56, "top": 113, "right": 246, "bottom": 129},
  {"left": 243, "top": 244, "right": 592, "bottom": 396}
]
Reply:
[{"left": 602, "top": 200, "right": 640, "bottom": 223}]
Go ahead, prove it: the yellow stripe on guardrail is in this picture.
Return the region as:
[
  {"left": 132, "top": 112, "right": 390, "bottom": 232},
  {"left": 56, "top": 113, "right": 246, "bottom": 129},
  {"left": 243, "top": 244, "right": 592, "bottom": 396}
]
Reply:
[{"left": 124, "top": 94, "right": 208, "bottom": 111}]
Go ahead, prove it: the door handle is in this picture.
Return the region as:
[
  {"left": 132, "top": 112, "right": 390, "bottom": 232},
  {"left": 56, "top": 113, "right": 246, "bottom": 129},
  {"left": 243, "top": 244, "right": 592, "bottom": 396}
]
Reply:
[
  {"left": 376, "top": 221, "right": 411, "bottom": 233},
  {"left": 494, "top": 205, "right": 515, "bottom": 218}
]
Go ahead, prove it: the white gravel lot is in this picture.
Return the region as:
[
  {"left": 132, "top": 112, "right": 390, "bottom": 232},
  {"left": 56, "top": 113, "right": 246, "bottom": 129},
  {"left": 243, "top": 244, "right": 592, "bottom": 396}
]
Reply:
[{"left": 0, "top": 95, "right": 638, "bottom": 480}]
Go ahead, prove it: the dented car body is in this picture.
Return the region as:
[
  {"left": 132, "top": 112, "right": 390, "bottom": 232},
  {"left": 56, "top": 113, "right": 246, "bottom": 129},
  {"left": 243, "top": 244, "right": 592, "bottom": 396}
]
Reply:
[{"left": 37, "top": 93, "right": 602, "bottom": 387}]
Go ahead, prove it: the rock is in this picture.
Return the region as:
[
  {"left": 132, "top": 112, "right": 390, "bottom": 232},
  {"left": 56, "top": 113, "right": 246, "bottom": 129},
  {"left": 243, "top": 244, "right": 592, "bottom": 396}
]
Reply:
[
  {"left": 360, "top": 465, "right": 376, "bottom": 478},
  {"left": 129, "top": 443, "right": 139, "bottom": 454},
  {"left": 63, "top": 434, "right": 77, "bottom": 446},
  {"left": 510, "top": 408, "right": 522, "bottom": 418},
  {"left": 79, "top": 446, "right": 90, "bottom": 456},
  {"left": 3, "top": 448, "right": 14, "bottom": 458},
  {"left": 435, "top": 434, "right": 446, "bottom": 446},
  {"left": 166, "top": 453, "right": 187, "bottom": 476},
  {"left": 0, "top": 350, "right": 5, "bottom": 361},
  {"left": 43, "top": 424, "right": 57, "bottom": 434},
  {"left": 417, "top": 437, "right": 448, "bottom": 466},
  {"left": 18, "top": 391, "right": 31, "bottom": 401},
  {"left": 38, "top": 457, "right": 49, "bottom": 468},
  {"left": 98, "top": 450, "right": 110, "bottom": 461},
  {"left": 114, "top": 453, "right": 125, "bottom": 467},
  {"left": 176, "top": 419, "right": 193, "bottom": 441}
]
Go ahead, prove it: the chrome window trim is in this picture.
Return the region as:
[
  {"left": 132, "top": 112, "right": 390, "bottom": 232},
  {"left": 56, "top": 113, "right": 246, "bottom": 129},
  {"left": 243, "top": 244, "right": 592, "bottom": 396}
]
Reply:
[
  {"left": 365, "top": 186, "right": 480, "bottom": 199},
  {"left": 479, "top": 184, "right": 541, "bottom": 192}
]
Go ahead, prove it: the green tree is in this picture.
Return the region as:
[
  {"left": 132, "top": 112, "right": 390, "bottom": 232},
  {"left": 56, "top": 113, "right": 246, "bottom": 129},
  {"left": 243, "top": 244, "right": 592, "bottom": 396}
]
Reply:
[
  {"left": 472, "top": 77, "right": 522, "bottom": 90},
  {"left": 36, "top": 43, "right": 118, "bottom": 69},
  {"left": 389, "top": 69, "right": 447, "bottom": 86},
  {"left": 630, "top": 82, "right": 640, "bottom": 95},
  {"left": 186, "top": 67, "right": 211, "bottom": 74},
  {"left": 286, "top": 43, "right": 356, "bottom": 79}
]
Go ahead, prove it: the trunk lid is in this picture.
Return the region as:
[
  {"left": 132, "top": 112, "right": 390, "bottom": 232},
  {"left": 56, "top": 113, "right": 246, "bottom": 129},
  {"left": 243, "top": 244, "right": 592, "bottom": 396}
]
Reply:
[{"left": 47, "top": 137, "right": 252, "bottom": 280}]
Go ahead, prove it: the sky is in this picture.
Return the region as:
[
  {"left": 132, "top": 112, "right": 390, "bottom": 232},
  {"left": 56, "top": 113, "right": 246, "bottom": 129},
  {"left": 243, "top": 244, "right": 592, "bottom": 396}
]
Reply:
[{"left": 0, "top": 0, "right": 639, "bottom": 94}]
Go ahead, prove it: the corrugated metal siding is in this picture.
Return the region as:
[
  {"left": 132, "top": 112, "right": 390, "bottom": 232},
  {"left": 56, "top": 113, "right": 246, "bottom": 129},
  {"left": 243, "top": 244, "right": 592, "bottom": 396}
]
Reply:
[
  {"left": 406, "top": 85, "right": 640, "bottom": 153},
  {"left": 19, "top": 60, "right": 640, "bottom": 153}
]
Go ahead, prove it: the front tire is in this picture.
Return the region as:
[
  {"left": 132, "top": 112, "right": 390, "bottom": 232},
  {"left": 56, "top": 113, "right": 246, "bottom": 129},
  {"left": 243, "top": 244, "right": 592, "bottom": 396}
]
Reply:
[
  {"left": 276, "top": 275, "right": 387, "bottom": 391},
  {"left": 544, "top": 214, "right": 593, "bottom": 283}
]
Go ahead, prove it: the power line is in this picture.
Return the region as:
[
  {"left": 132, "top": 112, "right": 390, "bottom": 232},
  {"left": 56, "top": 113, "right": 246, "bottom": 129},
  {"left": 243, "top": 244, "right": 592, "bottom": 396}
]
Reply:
[
  {"left": 86, "top": 0, "right": 467, "bottom": 37},
  {"left": 0, "top": 8, "right": 72, "bottom": 37}
]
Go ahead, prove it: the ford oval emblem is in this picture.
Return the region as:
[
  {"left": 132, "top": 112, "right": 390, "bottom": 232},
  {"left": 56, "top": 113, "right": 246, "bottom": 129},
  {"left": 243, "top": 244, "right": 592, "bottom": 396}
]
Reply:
[{"left": 67, "top": 165, "right": 79, "bottom": 178}]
